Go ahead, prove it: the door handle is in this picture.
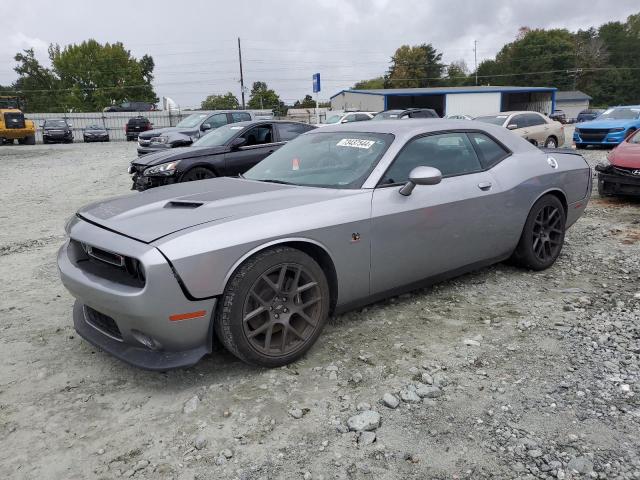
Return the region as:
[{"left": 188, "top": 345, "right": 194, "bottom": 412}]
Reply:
[{"left": 478, "top": 181, "right": 492, "bottom": 191}]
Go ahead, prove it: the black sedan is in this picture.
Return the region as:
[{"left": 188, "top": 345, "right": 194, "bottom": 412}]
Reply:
[
  {"left": 83, "top": 124, "right": 110, "bottom": 142},
  {"left": 129, "top": 120, "right": 315, "bottom": 191},
  {"left": 41, "top": 119, "right": 74, "bottom": 144}
]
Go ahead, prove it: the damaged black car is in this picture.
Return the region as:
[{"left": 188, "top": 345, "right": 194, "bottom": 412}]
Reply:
[{"left": 129, "top": 120, "right": 315, "bottom": 191}]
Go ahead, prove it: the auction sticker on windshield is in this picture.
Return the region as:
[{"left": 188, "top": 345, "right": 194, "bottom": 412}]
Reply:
[{"left": 336, "top": 138, "right": 375, "bottom": 149}]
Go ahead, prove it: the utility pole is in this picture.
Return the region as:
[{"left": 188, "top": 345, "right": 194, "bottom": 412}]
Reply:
[
  {"left": 474, "top": 40, "right": 478, "bottom": 86},
  {"left": 238, "top": 37, "right": 245, "bottom": 109}
]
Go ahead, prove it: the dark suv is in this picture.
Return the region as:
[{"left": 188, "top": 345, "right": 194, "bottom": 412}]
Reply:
[
  {"left": 137, "top": 110, "right": 254, "bottom": 156},
  {"left": 41, "top": 118, "right": 74, "bottom": 143},
  {"left": 125, "top": 116, "right": 153, "bottom": 141},
  {"left": 104, "top": 101, "right": 155, "bottom": 112},
  {"left": 372, "top": 108, "right": 439, "bottom": 120}
]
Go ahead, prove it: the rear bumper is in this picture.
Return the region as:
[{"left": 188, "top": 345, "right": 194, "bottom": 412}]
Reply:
[
  {"left": 57, "top": 220, "right": 216, "bottom": 370},
  {"left": 597, "top": 169, "right": 640, "bottom": 197}
]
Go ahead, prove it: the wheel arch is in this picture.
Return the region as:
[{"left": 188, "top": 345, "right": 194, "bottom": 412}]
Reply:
[
  {"left": 222, "top": 238, "right": 339, "bottom": 315},
  {"left": 180, "top": 163, "right": 219, "bottom": 178},
  {"left": 533, "top": 188, "right": 568, "bottom": 217}
]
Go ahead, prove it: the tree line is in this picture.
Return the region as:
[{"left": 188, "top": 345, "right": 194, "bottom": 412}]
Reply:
[
  {"left": 1, "top": 40, "right": 157, "bottom": 112},
  {"left": 352, "top": 12, "right": 640, "bottom": 107}
]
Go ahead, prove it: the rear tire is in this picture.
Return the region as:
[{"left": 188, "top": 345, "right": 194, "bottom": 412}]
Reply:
[
  {"left": 180, "top": 167, "right": 216, "bottom": 183},
  {"left": 24, "top": 135, "right": 35, "bottom": 145},
  {"left": 510, "top": 195, "right": 566, "bottom": 271},
  {"left": 544, "top": 136, "right": 558, "bottom": 148},
  {"left": 215, "top": 247, "right": 330, "bottom": 367},
  {"left": 575, "top": 143, "right": 586, "bottom": 149}
]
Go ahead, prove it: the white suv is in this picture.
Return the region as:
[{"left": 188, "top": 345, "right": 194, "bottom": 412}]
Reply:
[{"left": 318, "top": 111, "right": 374, "bottom": 127}]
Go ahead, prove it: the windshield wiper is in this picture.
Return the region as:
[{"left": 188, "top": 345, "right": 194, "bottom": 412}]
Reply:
[{"left": 258, "top": 179, "right": 297, "bottom": 185}]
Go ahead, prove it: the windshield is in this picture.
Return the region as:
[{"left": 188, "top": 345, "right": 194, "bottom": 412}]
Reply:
[
  {"left": 87, "top": 124, "right": 103, "bottom": 129},
  {"left": 193, "top": 123, "right": 245, "bottom": 147},
  {"left": 628, "top": 130, "right": 640, "bottom": 144},
  {"left": 474, "top": 115, "right": 509, "bottom": 126},
  {"left": 372, "top": 110, "right": 404, "bottom": 120},
  {"left": 244, "top": 132, "right": 394, "bottom": 189},
  {"left": 324, "top": 114, "right": 343, "bottom": 124},
  {"left": 45, "top": 120, "right": 67, "bottom": 128},
  {"left": 176, "top": 113, "right": 209, "bottom": 128},
  {"left": 597, "top": 108, "right": 640, "bottom": 120}
]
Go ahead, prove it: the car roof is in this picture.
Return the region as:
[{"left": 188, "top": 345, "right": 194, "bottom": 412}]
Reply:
[
  {"left": 479, "top": 111, "right": 545, "bottom": 116},
  {"left": 225, "top": 119, "right": 312, "bottom": 127}
]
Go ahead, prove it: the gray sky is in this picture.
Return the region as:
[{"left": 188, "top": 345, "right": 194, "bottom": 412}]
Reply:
[{"left": 1, "top": 0, "right": 638, "bottom": 108}]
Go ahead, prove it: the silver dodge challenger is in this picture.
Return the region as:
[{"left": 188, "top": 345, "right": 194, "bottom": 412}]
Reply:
[{"left": 57, "top": 120, "right": 591, "bottom": 370}]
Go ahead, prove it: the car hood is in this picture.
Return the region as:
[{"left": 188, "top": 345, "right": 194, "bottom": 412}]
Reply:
[
  {"left": 131, "top": 145, "right": 228, "bottom": 167},
  {"left": 610, "top": 142, "right": 640, "bottom": 168},
  {"left": 139, "top": 127, "right": 195, "bottom": 139},
  {"left": 576, "top": 119, "right": 636, "bottom": 129},
  {"left": 77, "top": 177, "right": 363, "bottom": 243}
]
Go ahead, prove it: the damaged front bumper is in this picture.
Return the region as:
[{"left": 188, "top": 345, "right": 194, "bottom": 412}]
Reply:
[
  {"left": 595, "top": 164, "right": 640, "bottom": 197},
  {"left": 130, "top": 172, "right": 178, "bottom": 191}
]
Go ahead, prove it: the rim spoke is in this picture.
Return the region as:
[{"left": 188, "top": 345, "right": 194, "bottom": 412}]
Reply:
[
  {"left": 289, "top": 325, "right": 305, "bottom": 341},
  {"left": 276, "top": 266, "right": 288, "bottom": 291},
  {"left": 280, "top": 326, "right": 288, "bottom": 352},
  {"left": 250, "top": 290, "right": 269, "bottom": 307},
  {"left": 300, "top": 297, "right": 321, "bottom": 310},
  {"left": 297, "top": 310, "right": 318, "bottom": 328},
  {"left": 289, "top": 266, "right": 302, "bottom": 293},
  {"left": 297, "top": 281, "right": 318, "bottom": 294},
  {"left": 261, "top": 274, "right": 280, "bottom": 293},
  {"left": 247, "top": 321, "right": 271, "bottom": 338},
  {"left": 264, "top": 324, "right": 274, "bottom": 350},
  {"left": 244, "top": 305, "right": 266, "bottom": 323},
  {"left": 533, "top": 237, "right": 540, "bottom": 251}
]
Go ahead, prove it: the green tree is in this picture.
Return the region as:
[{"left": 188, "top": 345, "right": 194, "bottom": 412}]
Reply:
[
  {"left": 353, "top": 76, "right": 385, "bottom": 89},
  {"left": 13, "top": 49, "right": 61, "bottom": 112},
  {"left": 201, "top": 92, "right": 240, "bottom": 110},
  {"left": 385, "top": 44, "right": 445, "bottom": 88},
  {"left": 293, "top": 94, "right": 316, "bottom": 108},
  {"left": 247, "top": 81, "right": 285, "bottom": 115},
  {"left": 443, "top": 60, "right": 472, "bottom": 86},
  {"left": 49, "top": 40, "right": 158, "bottom": 111}
]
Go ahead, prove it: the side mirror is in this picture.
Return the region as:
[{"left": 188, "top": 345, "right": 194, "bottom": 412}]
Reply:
[
  {"left": 231, "top": 137, "right": 246, "bottom": 149},
  {"left": 507, "top": 123, "right": 518, "bottom": 130},
  {"left": 340, "top": 118, "right": 348, "bottom": 123},
  {"left": 399, "top": 166, "right": 442, "bottom": 196},
  {"left": 201, "top": 123, "right": 212, "bottom": 131}
]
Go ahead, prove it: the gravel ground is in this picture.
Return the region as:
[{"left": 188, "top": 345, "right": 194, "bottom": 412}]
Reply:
[{"left": 0, "top": 134, "right": 639, "bottom": 480}]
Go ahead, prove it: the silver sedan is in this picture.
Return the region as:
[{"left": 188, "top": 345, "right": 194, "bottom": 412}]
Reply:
[{"left": 57, "top": 120, "right": 591, "bottom": 369}]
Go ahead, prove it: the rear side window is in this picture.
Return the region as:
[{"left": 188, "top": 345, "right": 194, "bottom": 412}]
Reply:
[
  {"left": 276, "top": 123, "right": 312, "bottom": 141},
  {"left": 205, "top": 113, "right": 228, "bottom": 128},
  {"left": 523, "top": 113, "right": 545, "bottom": 126},
  {"left": 467, "top": 132, "right": 510, "bottom": 169},
  {"left": 355, "top": 114, "right": 371, "bottom": 121},
  {"left": 231, "top": 112, "right": 251, "bottom": 122}
]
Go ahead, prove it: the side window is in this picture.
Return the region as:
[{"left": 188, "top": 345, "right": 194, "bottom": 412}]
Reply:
[
  {"left": 276, "top": 123, "right": 309, "bottom": 141},
  {"left": 525, "top": 113, "right": 545, "bottom": 126},
  {"left": 355, "top": 114, "right": 371, "bottom": 121},
  {"left": 243, "top": 125, "right": 273, "bottom": 146},
  {"left": 343, "top": 114, "right": 357, "bottom": 123},
  {"left": 510, "top": 114, "right": 527, "bottom": 128},
  {"left": 468, "top": 132, "right": 509, "bottom": 169},
  {"left": 205, "top": 113, "right": 228, "bottom": 129},
  {"left": 381, "top": 132, "right": 482, "bottom": 184},
  {"left": 231, "top": 112, "right": 251, "bottom": 122}
]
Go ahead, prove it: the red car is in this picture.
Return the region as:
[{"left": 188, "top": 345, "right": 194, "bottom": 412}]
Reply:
[{"left": 595, "top": 129, "right": 640, "bottom": 197}]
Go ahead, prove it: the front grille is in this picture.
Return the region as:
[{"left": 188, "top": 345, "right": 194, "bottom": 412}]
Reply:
[
  {"left": 84, "top": 306, "right": 123, "bottom": 341},
  {"left": 613, "top": 166, "right": 640, "bottom": 177},
  {"left": 4, "top": 112, "right": 25, "bottom": 129},
  {"left": 577, "top": 128, "right": 609, "bottom": 142},
  {"left": 69, "top": 239, "right": 146, "bottom": 288}
]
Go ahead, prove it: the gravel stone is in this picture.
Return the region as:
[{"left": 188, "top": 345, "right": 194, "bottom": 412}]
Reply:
[
  {"left": 381, "top": 393, "right": 400, "bottom": 409},
  {"left": 347, "top": 410, "right": 381, "bottom": 431}
]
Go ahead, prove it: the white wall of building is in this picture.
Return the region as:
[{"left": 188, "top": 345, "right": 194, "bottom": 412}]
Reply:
[
  {"left": 556, "top": 100, "right": 589, "bottom": 121},
  {"left": 445, "top": 92, "right": 501, "bottom": 117},
  {"left": 331, "top": 92, "right": 385, "bottom": 112}
]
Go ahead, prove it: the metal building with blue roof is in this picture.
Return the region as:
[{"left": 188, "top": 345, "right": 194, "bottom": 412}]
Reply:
[{"left": 329, "top": 86, "right": 557, "bottom": 117}]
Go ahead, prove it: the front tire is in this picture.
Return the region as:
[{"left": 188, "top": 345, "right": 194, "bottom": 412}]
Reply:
[
  {"left": 216, "top": 247, "right": 330, "bottom": 367},
  {"left": 510, "top": 195, "right": 566, "bottom": 271},
  {"left": 180, "top": 167, "right": 216, "bottom": 183},
  {"left": 544, "top": 136, "right": 558, "bottom": 148},
  {"left": 24, "top": 135, "right": 35, "bottom": 145}
]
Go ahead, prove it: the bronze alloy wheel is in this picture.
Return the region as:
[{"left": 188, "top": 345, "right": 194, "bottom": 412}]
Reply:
[{"left": 242, "top": 263, "right": 322, "bottom": 357}]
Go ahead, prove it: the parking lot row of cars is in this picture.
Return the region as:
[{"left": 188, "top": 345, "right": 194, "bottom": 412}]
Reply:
[{"left": 36, "top": 116, "right": 154, "bottom": 143}]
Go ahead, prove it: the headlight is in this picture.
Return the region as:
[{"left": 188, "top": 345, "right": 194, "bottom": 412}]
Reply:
[
  {"left": 143, "top": 160, "right": 181, "bottom": 176},
  {"left": 609, "top": 128, "right": 624, "bottom": 133},
  {"left": 150, "top": 136, "right": 168, "bottom": 144}
]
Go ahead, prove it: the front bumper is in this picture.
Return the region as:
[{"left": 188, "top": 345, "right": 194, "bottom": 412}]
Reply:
[
  {"left": 57, "top": 220, "right": 217, "bottom": 370},
  {"left": 573, "top": 130, "right": 627, "bottom": 146},
  {"left": 84, "top": 134, "right": 109, "bottom": 142},
  {"left": 130, "top": 172, "right": 178, "bottom": 191},
  {"left": 596, "top": 166, "right": 640, "bottom": 197}
]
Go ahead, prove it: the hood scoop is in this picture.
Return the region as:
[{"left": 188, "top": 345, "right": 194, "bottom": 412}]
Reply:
[{"left": 165, "top": 200, "right": 204, "bottom": 209}]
